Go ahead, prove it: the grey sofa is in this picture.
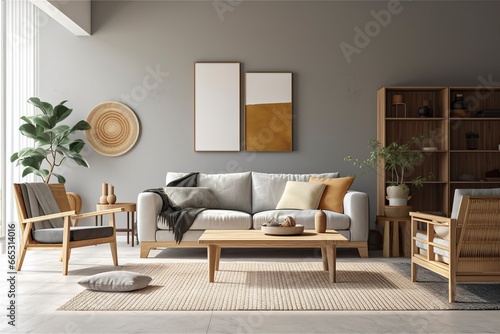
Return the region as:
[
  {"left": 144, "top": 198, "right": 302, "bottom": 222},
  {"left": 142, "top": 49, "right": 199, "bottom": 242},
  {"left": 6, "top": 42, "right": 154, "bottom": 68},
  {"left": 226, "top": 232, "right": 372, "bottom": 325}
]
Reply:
[{"left": 137, "top": 171, "right": 369, "bottom": 258}]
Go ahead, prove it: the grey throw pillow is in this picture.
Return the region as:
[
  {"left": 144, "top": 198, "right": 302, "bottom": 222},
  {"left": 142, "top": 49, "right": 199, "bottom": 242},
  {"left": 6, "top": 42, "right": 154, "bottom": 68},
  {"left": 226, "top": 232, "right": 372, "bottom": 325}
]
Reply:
[
  {"left": 78, "top": 271, "right": 152, "bottom": 292},
  {"left": 163, "top": 187, "right": 219, "bottom": 209}
]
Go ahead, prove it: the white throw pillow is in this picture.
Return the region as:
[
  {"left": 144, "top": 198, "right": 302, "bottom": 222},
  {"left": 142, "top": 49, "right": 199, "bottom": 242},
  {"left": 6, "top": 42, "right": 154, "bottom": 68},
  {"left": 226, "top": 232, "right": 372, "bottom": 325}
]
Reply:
[
  {"left": 275, "top": 181, "right": 326, "bottom": 210},
  {"left": 78, "top": 271, "right": 152, "bottom": 292}
]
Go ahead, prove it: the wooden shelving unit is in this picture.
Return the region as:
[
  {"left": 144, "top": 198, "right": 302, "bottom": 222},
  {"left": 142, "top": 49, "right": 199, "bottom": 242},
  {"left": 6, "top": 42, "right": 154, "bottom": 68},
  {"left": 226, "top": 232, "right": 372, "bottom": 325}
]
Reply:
[{"left": 377, "top": 86, "right": 500, "bottom": 216}]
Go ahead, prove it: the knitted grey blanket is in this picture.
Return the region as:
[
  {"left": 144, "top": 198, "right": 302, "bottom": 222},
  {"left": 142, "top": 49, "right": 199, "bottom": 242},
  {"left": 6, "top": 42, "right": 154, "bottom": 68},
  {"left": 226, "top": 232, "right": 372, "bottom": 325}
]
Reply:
[
  {"left": 145, "top": 172, "right": 204, "bottom": 243},
  {"left": 21, "top": 183, "right": 64, "bottom": 230}
]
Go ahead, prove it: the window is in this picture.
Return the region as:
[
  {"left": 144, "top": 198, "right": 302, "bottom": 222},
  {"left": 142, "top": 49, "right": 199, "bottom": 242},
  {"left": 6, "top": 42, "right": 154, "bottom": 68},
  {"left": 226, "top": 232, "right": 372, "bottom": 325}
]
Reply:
[{"left": 1, "top": 0, "right": 39, "bottom": 244}]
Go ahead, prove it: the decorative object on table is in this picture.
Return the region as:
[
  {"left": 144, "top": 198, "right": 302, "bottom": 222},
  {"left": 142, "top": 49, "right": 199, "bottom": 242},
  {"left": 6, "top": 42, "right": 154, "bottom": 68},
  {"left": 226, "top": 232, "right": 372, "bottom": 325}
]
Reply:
[
  {"left": 345, "top": 138, "right": 430, "bottom": 211},
  {"left": 450, "top": 93, "right": 470, "bottom": 117},
  {"left": 245, "top": 72, "right": 292, "bottom": 151},
  {"left": 417, "top": 100, "right": 432, "bottom": 117},
  {"left": 281, "top": 216, "right": 296, "bottom": 227},
  {"left": 99, "top": 182, "right": 109, "bottom": 204},
  {"left": 465, "top": 131, "right": 479, "bottom": 150},
  {"left": 261, "top": 224, "right": 304, "bottom": 236},
  {"left": 107, "top": 184, "right": 117, "bottom": 204},
  {"left": 391, "top": 94, "right": 406, "bottom": 117},
  {"left": 194, "top": 62, "right": 240, "bottom": 152},
  {"left": 85, "top": 101, "right": 139, "bottom": 156},
  {"left": 10, "top": 97, "right": 91, "bottom": 184},
  {"left": 261, "top": 216, "right": 280, "bottom": 227},
  {"left": 315, "top": 209, "right": 327, "bottom": 233}
]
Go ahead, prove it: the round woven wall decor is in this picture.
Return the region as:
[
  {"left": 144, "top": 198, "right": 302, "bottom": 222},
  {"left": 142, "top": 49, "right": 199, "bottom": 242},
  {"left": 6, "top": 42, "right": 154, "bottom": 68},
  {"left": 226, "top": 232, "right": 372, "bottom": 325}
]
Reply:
[{"left": 86, "top": 101, "right": 139, "bottom": 157}]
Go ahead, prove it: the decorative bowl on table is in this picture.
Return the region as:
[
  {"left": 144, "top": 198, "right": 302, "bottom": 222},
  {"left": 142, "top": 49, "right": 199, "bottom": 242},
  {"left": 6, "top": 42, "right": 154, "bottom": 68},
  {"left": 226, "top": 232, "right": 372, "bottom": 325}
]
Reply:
[{"left": 261, "top": 224, "right": 304, "bottom": 236}]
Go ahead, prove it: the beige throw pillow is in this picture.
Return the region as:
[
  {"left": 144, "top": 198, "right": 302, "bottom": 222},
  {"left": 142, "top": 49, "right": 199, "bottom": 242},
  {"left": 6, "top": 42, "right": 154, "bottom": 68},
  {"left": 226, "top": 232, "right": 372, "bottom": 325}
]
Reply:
[
  {"left": 276, "top": 181, "right": 326, "bottom": 210},
  {"left": 309, "top": 176, "right": 355, "bottom": 213}
]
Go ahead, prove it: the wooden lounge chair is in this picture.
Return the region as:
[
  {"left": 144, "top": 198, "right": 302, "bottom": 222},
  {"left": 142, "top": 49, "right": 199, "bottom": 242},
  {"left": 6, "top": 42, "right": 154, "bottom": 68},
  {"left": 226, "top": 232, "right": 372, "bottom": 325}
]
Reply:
[
  {"left": 410, "top": 191, "right": 500, "bottom": 302},
  {"left": 14, "top": 183, "right": 123, "bottom": 275}
]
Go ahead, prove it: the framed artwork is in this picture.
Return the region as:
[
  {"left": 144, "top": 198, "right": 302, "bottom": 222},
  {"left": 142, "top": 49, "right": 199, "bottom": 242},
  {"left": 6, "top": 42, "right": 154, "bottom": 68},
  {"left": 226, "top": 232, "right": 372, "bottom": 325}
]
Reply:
[
  {"left": 194, "top": 62, "right": 240, "bottom": 151},
  {"left": 245, "top": 72, "right": 292, "bottom": 151}
]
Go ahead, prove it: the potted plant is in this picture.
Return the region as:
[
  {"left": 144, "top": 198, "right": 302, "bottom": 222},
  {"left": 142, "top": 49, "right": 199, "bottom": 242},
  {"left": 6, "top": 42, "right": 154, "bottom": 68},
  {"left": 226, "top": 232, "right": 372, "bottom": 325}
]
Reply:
[
  {"left": 345, "top": 138, "right": 430, "bottom": 210},
  {"left": 465, "top": 131, "right": 479, "bottom": 150},
  {"left": 10, "top": 97, "right": 92, "bottom": 184}
]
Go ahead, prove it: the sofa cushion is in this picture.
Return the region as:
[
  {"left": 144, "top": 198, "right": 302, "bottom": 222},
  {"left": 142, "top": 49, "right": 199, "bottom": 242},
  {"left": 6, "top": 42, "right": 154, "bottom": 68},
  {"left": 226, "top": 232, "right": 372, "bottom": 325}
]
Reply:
[
  {"left": 190, "top": 210, "right": 252, "bottom": 230},
  {"left": 251, "top": 172, "right": 340, "bottom": 213},
  {"left": 163, "top": 187, "right": 219, "bottom": 209},
  {"left": 275, "top": 181, "right": 326, "bottom": 210},
  {"left": 166, "top": 172, "right": 252, "bottom": 213},
  {"left": 309, "top": 176, "right": 355, "bottom": 213},
  {"left": 32, "top": 226, "right": 114, "bottom": 244},
  {"left": 252, "top": 210, "right": 350, "bottom": 231}
]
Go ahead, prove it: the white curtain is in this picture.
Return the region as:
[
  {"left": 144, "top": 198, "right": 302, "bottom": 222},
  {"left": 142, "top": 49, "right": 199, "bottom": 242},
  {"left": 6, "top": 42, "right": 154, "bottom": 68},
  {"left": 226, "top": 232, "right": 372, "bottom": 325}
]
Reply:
[{"left": 1, "top": 0, "right": 39, "bottom": 239}]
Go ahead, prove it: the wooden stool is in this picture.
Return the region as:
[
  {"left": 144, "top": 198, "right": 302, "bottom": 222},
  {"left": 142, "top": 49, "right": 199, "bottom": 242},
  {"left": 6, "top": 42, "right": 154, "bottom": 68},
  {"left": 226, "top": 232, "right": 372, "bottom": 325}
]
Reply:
[{"left": 376, "top": 216, "right": 411, "bottom": 257}]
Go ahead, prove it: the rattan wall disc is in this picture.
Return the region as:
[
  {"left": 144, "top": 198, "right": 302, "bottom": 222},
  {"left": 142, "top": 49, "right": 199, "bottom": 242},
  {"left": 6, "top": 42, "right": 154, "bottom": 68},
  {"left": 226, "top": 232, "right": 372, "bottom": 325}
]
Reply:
[{"left": 86, "top": 101, "right": 139, "bottom": 156}]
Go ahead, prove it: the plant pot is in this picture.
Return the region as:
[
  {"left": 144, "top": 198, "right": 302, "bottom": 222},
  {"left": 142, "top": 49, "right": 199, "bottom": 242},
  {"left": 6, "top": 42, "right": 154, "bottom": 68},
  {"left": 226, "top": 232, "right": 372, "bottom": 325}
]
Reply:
[
  {"left": 386, "top": 185, "right": 410, "bottom": 206},
  {"left": 466, "top": 137, "right": 478, "bottom": 150}
]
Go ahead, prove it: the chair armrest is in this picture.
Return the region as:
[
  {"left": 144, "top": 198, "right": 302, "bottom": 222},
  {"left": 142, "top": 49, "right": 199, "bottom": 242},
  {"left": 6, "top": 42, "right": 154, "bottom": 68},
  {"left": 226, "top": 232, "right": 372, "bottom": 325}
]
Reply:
[
  {"left": 410, "top": 211, "right": 451, "bottom": 225},
  {"left": 72, "top": 208, "right": 124, "bottom": 220},
  {"left": 22, "top": 210, "right": 76, "bottom": 224}
]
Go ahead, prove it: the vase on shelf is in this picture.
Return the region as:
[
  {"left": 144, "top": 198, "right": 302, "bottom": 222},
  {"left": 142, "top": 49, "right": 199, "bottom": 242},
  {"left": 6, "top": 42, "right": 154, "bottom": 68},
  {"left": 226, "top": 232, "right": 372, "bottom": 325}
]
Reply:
[
  {"left": 451, "top": 93, "right": 470, "bottom": 117},
  {"left": 99, "top": 182, "right": 108, "bottom": 204},
  {"left": 417, "top": 100, "right": 432, "bottom": 117},
  {"left": 107, "top": 184, "right": 117, "bottom": 204}
]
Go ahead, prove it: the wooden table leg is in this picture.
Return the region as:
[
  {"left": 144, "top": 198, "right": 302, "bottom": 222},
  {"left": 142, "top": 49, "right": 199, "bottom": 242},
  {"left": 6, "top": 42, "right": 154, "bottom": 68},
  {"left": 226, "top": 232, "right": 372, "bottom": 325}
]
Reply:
[
  {"left": 326, "top": 245, "right": 336, "bottom": 283},
  {"left": 391, "top": 221, "right": 400, "bottom": 257},
  {"left": 126, "top": 212, "right": 130, "bottom": 245},
  {"left": 404, "top": 220, "right": 411, "bottom": 257},
  {"left": 215, "top": 246, "right": 221, "bottom": 271},
  {"left": 321, "top": 246, "right": 328, "bottom": 271},
  {"left": 131, "top": 211, "right": 135, "bottom": 247},
  {"left": 207, "top": 245, "right": 218, "bottom": 283},
  {"left": 383, "top": 221, "right": 390, "bottom": 257}
]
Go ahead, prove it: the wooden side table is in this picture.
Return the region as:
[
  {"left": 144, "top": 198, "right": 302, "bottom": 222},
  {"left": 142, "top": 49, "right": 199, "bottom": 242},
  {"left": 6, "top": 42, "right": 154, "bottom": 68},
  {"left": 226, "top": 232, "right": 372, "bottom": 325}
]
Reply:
[
  {"left": 376, "top": 215, "right": 411, "bottom": 257},
  {"left": 96, "top": 203, "right": 136, "bottom": 247}
]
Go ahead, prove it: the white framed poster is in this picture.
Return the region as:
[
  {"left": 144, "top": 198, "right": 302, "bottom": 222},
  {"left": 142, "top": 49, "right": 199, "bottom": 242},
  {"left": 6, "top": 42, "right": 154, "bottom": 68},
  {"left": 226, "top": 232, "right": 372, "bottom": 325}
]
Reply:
[{"left": 194, "top": 62, "right": 240, "bottom": 151}]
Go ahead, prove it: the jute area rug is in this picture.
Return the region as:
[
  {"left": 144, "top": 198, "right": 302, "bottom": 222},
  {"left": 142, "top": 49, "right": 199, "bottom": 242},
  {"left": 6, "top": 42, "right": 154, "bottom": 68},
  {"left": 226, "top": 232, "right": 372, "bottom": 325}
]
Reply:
[{"left": 59, "top": 261, "right": 500, "bottom": 311}]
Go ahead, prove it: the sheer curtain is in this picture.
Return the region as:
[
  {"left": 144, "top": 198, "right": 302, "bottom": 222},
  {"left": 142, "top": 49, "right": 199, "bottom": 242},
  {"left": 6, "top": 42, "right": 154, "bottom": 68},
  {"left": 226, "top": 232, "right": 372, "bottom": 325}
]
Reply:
[{"left": 1, "top": 0, "right": 39, "bottom": 241}]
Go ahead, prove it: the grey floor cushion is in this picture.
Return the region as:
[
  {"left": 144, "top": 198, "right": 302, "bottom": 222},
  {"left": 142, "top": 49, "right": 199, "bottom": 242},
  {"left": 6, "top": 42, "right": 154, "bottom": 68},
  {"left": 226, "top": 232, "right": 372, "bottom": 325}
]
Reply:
[{"left": 78, "top": 271, "right": 152, "bottom": 292}]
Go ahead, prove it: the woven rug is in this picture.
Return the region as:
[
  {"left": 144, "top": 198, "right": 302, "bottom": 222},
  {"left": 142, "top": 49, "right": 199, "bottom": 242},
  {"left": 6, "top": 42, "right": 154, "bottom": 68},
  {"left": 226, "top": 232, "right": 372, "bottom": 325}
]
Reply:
[{"left": 58, "top": 261, "right": 500, "bottom": 311}]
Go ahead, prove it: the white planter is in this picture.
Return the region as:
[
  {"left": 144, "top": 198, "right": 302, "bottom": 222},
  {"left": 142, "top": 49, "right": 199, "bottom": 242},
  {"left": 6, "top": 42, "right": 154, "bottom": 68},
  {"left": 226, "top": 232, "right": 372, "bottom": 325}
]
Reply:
[{"left": 386, "top": 185, "right": 410, "bottom": 206}]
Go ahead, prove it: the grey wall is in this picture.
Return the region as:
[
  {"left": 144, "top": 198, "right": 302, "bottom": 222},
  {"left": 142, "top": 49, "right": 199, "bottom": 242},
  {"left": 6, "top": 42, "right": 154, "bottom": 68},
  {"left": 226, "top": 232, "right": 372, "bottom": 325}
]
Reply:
[{"left": 38, "top": 1, "right": 500, "bottom": 228}]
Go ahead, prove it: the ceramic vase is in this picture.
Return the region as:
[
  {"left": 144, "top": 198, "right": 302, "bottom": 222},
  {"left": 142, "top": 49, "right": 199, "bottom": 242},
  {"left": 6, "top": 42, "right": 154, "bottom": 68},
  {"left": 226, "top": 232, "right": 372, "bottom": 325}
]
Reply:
[
  {"left": 107, "top": 184, "right": 116, "bottom": 204},
  {"left": 99, "top": 183, "right": 108, "bottom": 204},
  {"left": 315, "top": 210, "right": 326, "bottom": 233}
]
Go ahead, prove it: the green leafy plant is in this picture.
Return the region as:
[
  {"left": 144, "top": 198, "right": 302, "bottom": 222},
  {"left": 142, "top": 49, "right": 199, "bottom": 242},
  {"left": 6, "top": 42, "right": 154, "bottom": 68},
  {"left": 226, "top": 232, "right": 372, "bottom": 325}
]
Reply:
[
  {"left": 345, "top": 138, "right": 429, "bottom": 189},
  {"left": 10, "top": 97, "right": 92, "bottom": 184}
]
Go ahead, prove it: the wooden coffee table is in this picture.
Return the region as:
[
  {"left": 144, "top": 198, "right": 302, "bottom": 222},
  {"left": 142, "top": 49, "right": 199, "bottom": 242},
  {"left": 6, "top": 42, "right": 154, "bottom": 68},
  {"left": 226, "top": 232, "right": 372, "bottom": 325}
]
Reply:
[{"left": 198, "top": 230, "right": 348, "bottom": 283}]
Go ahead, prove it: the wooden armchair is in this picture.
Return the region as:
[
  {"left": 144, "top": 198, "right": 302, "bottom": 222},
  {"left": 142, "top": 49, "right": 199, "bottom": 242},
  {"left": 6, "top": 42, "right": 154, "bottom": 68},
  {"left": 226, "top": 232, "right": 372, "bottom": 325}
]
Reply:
[
  {"left": 14, "top": 183, "right": 124, "bottom": 275},
  {"left": 410, "top": 193, "right": 500, "bottom": 302}
]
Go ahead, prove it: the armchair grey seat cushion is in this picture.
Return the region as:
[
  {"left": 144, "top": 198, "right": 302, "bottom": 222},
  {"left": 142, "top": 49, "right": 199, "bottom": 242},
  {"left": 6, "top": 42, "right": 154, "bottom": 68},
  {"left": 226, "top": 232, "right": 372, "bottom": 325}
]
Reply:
[{"left": 33, "top": 226, "right": 114, "bottom": 244}]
